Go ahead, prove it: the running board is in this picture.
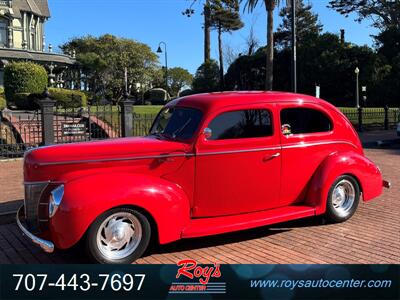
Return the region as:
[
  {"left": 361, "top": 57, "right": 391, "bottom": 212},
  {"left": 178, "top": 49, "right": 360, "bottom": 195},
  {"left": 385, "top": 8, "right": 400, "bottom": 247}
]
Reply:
[{"left": 182, "top": 206, "right": 316, "bottom": 238}]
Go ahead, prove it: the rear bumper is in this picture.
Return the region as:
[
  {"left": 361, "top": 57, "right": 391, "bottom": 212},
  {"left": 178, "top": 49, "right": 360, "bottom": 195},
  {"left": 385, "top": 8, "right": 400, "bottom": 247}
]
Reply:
[
  {"left": 16, "top": 206, "right": 54, "bottom": 253},
  {"left": 383, "top": 180, "right": 391, "bottom": 189}
]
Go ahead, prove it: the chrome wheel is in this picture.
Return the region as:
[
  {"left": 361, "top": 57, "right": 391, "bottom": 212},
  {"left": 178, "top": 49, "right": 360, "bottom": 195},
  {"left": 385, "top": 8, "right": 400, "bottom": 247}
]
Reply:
[
  {"left": 96, "top": 212, "right": 142, "bottom": 260},
  {"left": 331, "top": 179, "right": 356, "bottom": 218}
]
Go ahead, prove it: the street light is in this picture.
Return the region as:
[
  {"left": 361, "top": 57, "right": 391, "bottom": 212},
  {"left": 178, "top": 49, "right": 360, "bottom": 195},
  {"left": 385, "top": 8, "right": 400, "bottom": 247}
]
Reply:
[
  {"left": 354, "top": 67, "right": 360, "bottom": 108},
  {"left": 157, "top": 42, "right": 168, "bottom": 94}
]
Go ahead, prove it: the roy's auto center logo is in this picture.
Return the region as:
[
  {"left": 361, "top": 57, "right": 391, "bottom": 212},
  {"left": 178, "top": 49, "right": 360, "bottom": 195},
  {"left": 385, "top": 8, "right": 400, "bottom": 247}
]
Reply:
[{"left": 169, "top": 259, "right": 226, "bottom": 295}]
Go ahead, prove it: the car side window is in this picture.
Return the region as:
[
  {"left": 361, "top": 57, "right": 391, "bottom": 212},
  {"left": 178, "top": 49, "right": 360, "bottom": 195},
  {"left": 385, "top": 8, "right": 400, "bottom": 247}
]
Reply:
[
  {"left": 280, "top": 108, "right": 332, "bottom": 135},
  {"left": 208, "top": 109, "right": 273, "bottom": 140}
]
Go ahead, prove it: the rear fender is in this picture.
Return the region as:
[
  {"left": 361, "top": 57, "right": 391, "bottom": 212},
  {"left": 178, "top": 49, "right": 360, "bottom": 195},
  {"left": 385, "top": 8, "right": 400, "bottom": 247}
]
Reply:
[
  {"left": 305, "top": 151, "right": 382, "bottom": 215},
  {"left": 49, "top": 172, "right": 190, "bottom": 249}
]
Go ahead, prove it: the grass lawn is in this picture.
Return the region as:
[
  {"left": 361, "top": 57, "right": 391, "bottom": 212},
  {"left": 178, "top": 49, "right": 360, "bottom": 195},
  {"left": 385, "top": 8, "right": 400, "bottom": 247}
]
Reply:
[{"left": 134, "top": 105, "right": 162, "bottom": 115}]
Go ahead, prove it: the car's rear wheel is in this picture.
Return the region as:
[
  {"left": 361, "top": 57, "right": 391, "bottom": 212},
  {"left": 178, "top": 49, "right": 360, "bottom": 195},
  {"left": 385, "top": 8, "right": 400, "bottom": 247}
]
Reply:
[
  {"left": 326, "top": 175, "right": 360, "bottom": 223},
  {"left": 85, "top": 208, "right": 151, "bottom": 264}
]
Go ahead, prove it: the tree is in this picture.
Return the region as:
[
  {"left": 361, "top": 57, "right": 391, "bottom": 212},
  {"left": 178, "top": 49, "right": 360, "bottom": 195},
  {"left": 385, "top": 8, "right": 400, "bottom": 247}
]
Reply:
[
  {"left": 328, "top": 0, "right": 400, "bottom": 31},
  {"left": 245, "top": 23, "right": 259, "bottom": 56},
  {"left": 242, "top": 0, "right": 282, "bottom": 90},
  {"left": 61, "top": 35, "right": 158, "bottom": 101},
  {"left": 167, "top": 67, "right": 194, "bottom": 97},
  {"left": 225, "top": 32, "right": 395, "bottom": 106},
  {"left": 210, "top": 0, "right": 244, "bottom": 90},
  {"left": 275, "top": 0, "right": 323, "bottom": 49},
  {"left": 374, "top": 27, "right": 400, "bottom": 106},
  {"left": 192, "top": 59, "right": 220, "bottom": 93}
]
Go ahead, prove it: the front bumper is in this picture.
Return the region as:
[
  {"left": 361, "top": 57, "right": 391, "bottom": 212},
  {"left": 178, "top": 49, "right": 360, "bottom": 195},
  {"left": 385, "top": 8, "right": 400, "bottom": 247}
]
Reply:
[{"left": 16, "top": 206, "right": 54, "bottom": 253}]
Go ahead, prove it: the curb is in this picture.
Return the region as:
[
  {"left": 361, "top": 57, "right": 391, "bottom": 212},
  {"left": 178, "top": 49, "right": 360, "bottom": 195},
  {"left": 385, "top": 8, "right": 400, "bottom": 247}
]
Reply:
[{"left": 362, "top": 139, "right": 400, "bottom": 148}]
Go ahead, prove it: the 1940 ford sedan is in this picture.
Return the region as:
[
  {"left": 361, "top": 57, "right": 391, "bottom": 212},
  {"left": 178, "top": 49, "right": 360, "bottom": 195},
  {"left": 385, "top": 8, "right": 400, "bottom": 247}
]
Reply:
[{"left": 17, "top": 92, "right": 390, "bottom": 264}]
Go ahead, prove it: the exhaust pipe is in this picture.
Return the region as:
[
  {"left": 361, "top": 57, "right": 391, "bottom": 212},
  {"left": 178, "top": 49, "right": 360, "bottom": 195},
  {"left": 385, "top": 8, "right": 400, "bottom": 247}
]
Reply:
[{"left": 383, "top": 180, "right": 391, "bottom": 189}]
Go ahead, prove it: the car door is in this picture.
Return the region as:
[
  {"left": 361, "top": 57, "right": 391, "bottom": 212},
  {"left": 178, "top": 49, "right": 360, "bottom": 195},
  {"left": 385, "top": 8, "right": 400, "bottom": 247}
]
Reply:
[
  {"left": 278, "top": 103, "right": 336, "bottom": 206},
  {"left": 192, "top": 103, "right": 281, "bottom": 218}
]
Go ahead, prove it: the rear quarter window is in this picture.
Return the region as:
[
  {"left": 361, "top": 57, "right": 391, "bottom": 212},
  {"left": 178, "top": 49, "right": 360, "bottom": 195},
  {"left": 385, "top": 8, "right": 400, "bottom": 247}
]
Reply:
[{"left": 280, "top": 108, "right": 333, "bottom": 134}]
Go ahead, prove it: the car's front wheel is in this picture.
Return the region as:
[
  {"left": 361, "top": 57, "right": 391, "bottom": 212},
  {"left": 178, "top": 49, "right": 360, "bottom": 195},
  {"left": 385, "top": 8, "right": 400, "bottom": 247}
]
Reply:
[
  {"left": 85, "top": 208, "right": 151, "bottom": 264},
  {"left": 325, "top": 175, "right": 360, "bottom": 223}
]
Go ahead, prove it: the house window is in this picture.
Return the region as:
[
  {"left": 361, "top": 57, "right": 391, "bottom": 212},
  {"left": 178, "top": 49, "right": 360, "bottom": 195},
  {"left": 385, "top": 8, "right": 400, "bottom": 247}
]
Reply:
[
  {"left": 0, "top": 18, "right": 8, "bottom": 48},
  {"left": 208, "top": 109, "right": 273, "bottom": 140},
  {"left": 30, "top": 18, "right": 37, "bottom": 50}
]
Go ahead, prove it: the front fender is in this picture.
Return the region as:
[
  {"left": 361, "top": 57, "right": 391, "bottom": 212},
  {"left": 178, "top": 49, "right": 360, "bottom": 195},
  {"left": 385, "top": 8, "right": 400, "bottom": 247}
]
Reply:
[
  {"left": 305, "top": 151, "right": 382, "bottom": 215},
  {"left": 49, "top": 172, "right": 190, "bottom": 249}
]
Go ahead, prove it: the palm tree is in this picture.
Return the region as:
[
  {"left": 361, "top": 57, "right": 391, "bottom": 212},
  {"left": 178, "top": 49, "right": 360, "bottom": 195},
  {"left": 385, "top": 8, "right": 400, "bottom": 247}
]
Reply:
[{"left": 242, "top": 0, "right": 281, "bottom": 90}]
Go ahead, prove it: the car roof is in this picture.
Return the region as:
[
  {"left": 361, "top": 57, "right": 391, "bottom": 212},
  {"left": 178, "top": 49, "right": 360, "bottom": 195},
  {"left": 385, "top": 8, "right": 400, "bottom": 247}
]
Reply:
[{"left": 168, "top": 91, "right": 329, "bottom": 112}]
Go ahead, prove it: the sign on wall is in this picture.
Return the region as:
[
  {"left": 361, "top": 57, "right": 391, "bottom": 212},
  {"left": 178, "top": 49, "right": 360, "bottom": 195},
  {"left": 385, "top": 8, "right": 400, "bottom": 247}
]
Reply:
[{"left": 62, "top": 123, "right": 86, "bottom": 136}]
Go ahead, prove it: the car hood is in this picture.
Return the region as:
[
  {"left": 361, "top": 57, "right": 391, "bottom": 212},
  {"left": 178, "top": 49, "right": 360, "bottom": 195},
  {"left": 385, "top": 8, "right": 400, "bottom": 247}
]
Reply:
[{"left": 24, "top": 136, "right": 189, "bottom": 167}]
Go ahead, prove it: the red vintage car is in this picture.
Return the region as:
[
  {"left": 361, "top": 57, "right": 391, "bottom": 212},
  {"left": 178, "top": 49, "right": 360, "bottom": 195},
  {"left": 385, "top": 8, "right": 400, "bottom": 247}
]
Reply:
[{"left": 17, "top": 92, "right": 390, "bottom": 264}]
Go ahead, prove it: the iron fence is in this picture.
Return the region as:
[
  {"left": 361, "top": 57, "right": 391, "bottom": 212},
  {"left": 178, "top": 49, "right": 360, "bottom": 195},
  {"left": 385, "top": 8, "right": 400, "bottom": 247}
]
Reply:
[
  {"left": 53, "top": 105, "right": 122, "bottom": 144},
  {"left": 1, "top": 95, "right": 399, "bottom": 160},
  {"left": 341, "top": 107, "right": 399, "bottom": 131},
  {"left": 0, "top": 109, "right": 42, "bottom": 158},
  {"left": 133, "top": 113, "right": 157, "bottom": 137}
]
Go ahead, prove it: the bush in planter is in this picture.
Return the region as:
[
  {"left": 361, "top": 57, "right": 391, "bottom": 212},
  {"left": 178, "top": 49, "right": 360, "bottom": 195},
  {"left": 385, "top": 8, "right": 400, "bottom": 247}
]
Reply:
[
  {"left": 47, "top": 88, "right": 87, "bottom": 108},
  {"left": 143, "top": 88, "right": 170, "bottom": 105},
  {"left": 4, "top": 62, "right": 48, "bottom": 108}
]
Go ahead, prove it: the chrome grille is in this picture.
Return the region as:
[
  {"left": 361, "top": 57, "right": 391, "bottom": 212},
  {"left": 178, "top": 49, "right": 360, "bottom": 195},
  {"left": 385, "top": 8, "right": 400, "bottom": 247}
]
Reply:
[{"left": 24, "top": 182, "right": 49, "bottom": 234}]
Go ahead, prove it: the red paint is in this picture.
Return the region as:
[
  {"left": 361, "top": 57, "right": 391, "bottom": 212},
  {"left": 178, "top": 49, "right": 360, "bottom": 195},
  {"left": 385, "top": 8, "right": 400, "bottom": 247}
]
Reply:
[{"left": 23, "top": 92, "right": 385, "bottom": 250}]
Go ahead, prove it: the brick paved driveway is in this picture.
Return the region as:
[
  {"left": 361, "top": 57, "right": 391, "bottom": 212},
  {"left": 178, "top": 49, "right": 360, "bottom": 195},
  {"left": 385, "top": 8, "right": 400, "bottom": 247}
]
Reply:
[{"left": 0, "top": 148, "right": 399, "bottom": 264}]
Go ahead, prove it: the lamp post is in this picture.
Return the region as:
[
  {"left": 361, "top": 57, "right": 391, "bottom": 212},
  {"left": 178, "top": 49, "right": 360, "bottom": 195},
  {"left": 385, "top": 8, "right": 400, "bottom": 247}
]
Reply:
[
  {"left": 354, "top": 67, "right": 360, "bottom": 108},
  {"left": 290, "top": 0, "right": 297, "bottom": 93},
  {"left": 157, "top": 42, "right": 168, "bottom": 94}
]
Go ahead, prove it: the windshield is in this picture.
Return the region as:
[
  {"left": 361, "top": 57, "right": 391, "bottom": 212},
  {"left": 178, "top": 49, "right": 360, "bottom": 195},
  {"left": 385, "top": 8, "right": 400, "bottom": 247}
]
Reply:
[{"left": 150, "top": 107, "right": 203, "bottom": 140}]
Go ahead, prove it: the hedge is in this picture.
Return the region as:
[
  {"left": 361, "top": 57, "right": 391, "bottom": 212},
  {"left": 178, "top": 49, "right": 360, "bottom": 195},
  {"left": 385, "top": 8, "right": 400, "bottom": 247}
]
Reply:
[
  {"left": 48, "top": 88, "right": 87, "bottom": 108},
  {"left": 0, "top": 88, "right": 6, "bottom": 110},
  {"left": 4, "top": 62, "right": 48, "bottom": 107}
]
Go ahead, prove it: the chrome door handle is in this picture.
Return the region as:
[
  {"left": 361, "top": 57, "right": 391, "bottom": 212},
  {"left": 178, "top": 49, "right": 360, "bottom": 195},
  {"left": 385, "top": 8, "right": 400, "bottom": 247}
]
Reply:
[{"left": 263, "top": 152, "right": 280, "bottom": 162}]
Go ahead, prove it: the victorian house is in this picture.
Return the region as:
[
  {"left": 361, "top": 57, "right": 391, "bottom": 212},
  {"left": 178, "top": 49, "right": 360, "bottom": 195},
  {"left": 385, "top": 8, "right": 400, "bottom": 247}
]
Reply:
[{"left": 0, "top": 0, "right": 77, "bottom": 87}]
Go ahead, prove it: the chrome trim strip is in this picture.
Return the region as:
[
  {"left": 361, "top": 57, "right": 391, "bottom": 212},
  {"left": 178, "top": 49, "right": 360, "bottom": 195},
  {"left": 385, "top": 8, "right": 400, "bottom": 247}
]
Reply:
[
  {"left": 16, "top": 206, "right": 54, "bottom": 253},
  {"left": 36, "top": 153, "right": 190, "bottom": 166},
  {"left": 282, "top": 140, "right": 357, "bottom": 149},
  {"left": 24, "top": 180, "right": 51, "bottom": 185},
  {"left": 32, "top": 141, "right": 357, "bottom": 166},
  {"left": 197, "top": 146, "right": 281, "bottom": 157}
]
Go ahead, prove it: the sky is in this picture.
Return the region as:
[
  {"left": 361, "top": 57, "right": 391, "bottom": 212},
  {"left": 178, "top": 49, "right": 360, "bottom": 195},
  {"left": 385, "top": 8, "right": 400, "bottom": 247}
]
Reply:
[{"left": 46, "top": 0, "right": 378, "bottom": 74}]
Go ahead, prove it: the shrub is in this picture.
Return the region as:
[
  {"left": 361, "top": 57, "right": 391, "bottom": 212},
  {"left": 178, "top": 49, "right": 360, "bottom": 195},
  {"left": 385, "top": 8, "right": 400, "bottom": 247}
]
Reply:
[
  {"left": 13, "top": 93, "right": 40, "bottom": 110},
  {"left": 143, "top": 88, "right": 170, "bottom": 105},
  {"left": 4, "top": 62, "right": 48, "bottom": 107},
  {"left": 48, "top": 88, "right": 87, "bottom": 108},
  {"left": 0, "top": 88, "right": 6, "bottom": 110},
  {"left": 178, "top": 89, "right": 194, "bottom": 97},
  {"left": 0, "top": 95, "right": 6, "bottom": 110}
]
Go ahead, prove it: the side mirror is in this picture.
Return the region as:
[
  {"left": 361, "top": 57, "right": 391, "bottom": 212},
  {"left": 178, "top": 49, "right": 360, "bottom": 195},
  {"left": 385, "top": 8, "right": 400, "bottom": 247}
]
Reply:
[{"left": 203, "top": 127, "right": 212, "bottom": 140}]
